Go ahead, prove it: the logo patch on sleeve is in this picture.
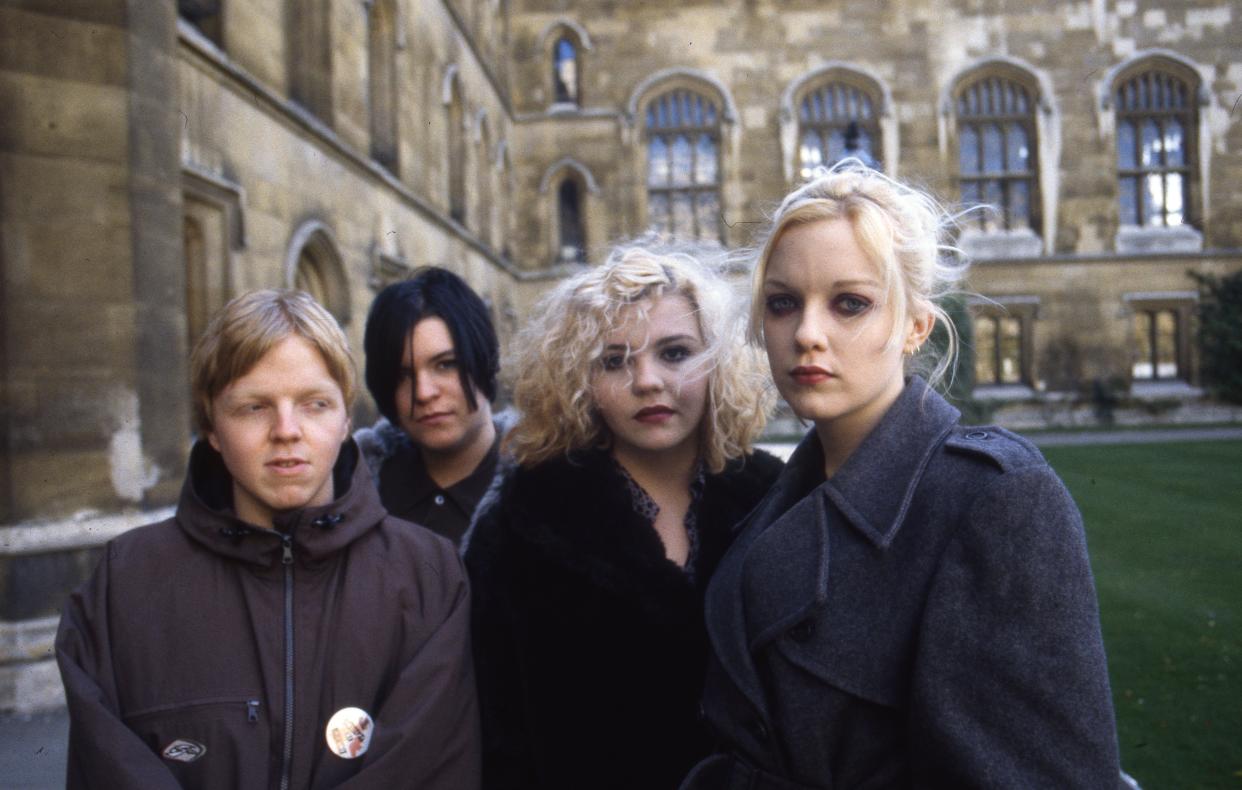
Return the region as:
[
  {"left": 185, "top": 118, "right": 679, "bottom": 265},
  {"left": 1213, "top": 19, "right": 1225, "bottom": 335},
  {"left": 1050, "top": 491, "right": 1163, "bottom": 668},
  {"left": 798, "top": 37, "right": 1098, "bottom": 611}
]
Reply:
[
  {"left": 325, "top": 707, "right": 374, "bottom": 759},
  {"left": 162, "top": 739, "right": 207, "bottom": 763}
]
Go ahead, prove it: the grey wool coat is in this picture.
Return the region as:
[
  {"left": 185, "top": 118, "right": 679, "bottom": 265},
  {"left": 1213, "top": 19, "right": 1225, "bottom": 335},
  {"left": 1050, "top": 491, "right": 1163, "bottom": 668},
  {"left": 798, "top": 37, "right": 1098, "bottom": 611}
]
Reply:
[{"left": 682, "top": 377, "right": 1123, "bottom": 789}]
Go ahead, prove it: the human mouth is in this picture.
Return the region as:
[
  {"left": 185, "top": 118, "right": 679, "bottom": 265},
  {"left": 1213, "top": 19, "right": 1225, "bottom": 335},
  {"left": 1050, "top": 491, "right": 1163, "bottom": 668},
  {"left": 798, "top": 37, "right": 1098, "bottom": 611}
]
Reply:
[
  {"left": 267, "top": 457, "right": 309, "bottom": 475},
  {"left": 634, "top": 405, "right": 676, "bottom": 424},
  {"left": 416, "top": 411, "right": 453, "bottom": 424},
  {"left": 790, "top": 365, "right": 834, "bottom": 385}
]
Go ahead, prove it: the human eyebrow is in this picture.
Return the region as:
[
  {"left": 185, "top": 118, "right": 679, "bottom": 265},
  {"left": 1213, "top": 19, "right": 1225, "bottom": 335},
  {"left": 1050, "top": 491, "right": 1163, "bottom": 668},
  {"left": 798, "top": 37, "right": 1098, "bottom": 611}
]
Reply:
[
  {"left": 762, "top": 277, "right": 795, "bottom": 291},
  {"left": 653, "top": 334, "right": 699, "bottom": 347}
]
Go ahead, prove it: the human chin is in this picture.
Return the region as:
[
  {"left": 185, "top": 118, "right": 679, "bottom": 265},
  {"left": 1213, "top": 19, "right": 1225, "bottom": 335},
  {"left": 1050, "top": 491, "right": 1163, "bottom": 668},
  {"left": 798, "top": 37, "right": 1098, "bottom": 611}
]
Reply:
[
  {"left": 781, "top": 386, "right": 841, "bottom": 424},
  {"left": 620, "top": 419, "right": 697, "bottom": 455}
]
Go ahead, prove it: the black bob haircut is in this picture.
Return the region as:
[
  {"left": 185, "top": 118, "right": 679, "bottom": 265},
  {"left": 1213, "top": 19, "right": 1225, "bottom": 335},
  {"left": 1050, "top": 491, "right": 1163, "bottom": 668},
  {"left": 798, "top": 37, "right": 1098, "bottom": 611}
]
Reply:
[{"left": 363, "top": 267, "right": 500, "bottom": 423}]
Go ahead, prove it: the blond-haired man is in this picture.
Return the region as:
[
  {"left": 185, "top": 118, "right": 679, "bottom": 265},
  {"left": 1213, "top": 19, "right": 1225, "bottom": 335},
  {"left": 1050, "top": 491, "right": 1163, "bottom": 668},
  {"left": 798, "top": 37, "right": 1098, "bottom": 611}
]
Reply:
[{"left": 56, "top": 290, "right": 480, "bottom": 789}]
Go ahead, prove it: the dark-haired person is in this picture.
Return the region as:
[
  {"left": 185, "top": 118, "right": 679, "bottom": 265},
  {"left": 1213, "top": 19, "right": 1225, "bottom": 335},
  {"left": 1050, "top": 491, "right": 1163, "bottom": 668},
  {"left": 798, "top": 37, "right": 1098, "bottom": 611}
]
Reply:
[{"left": 355, "top": 267, "right": 510, "bottom": 544}]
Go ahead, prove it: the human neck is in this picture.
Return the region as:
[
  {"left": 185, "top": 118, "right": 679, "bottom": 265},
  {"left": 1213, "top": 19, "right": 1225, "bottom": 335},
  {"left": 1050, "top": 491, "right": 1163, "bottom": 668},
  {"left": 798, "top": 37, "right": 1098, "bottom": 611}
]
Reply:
[
  {"left": 420, "top": 416, "right": 496, "bottom": 489},
  {"left": 611, "top": 439, "right": 699, "bottom": 567},
  {"left": 815, "top": 378, "right": 905, "bottom": 479},
  {"left": 610, "top": 439, "right": 699, "bottom": 501}
]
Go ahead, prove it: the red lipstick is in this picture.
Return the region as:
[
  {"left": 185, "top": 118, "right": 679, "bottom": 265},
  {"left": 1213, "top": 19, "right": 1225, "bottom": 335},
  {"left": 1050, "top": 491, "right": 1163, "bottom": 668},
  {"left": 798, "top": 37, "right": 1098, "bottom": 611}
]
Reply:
[
  {"left": 790, "top": 365, "right": 833, "bottom": 385},
  {"left": 634, "top": 405, "right": 675, "bottom": 423}
]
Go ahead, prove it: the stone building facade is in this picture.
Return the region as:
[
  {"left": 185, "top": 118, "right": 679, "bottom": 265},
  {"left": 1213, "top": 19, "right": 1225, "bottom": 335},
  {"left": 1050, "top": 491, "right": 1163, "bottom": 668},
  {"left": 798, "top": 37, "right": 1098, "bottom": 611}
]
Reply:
[{"left": 1, "top": 0, "right": 1239, "bottom": 710}]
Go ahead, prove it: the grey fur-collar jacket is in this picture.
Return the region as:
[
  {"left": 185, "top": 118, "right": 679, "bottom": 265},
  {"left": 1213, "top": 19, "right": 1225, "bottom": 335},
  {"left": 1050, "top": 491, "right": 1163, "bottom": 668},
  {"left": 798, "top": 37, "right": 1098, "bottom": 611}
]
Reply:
[{"left": 352, "top": 409, "right": 518, "bottom": 486}]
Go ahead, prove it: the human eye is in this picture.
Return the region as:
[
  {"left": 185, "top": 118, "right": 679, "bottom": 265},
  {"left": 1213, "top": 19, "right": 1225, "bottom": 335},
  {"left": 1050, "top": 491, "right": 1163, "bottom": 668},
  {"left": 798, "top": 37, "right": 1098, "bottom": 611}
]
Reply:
[
  {"left": 764, "top": 293, "right": 798, "bottom": 316},
  {"left": 435, "top": 357, "right": 458, "bottom": 372},
  {"left": 834, "top": 294, "right": 873, "bottom": 317},
  {"left": 600, "top": 352, "right": 626, "bottom": 371},
  {"left": 659, "top": 345, "right": 694, "bottom": 364}
]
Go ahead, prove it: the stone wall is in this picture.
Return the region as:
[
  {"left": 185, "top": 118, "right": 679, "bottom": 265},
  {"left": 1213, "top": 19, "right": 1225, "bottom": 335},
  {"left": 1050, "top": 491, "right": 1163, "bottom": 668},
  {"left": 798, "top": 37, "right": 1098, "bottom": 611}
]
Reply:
[
  {"left": 504, "top": 0, "right": 1242, "bottom": 392},
  {"left": 1, "top": 0, "right": 1241, "bottom": 711},
  {"left": 0, "top": 0, "right": 542, "bottom": 711}
]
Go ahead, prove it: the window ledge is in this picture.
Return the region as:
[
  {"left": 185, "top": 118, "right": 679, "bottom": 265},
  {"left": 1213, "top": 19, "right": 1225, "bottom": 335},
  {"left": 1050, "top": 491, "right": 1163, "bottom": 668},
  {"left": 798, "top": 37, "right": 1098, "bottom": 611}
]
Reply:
[
  {"left": 973, "top": 384, "right": 1036, "bottom": 401},
  {"left": 1129, "top": 380, "right": 1203, "bottom": 400},
  {"left": 959, "top": 228, "right": 1043, "bottom": 260},
  {"left": 1115, "top": 225, "right": 1203, "bottom": 254}
]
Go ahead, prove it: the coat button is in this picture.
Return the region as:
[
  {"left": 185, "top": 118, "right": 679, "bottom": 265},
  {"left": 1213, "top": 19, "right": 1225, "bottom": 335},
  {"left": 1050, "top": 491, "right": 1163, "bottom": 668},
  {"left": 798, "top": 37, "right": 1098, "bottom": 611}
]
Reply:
[
  {"left": 789, "top": 620, "right": 815, "bottom": 643},
  {"left": 434, "top": 494, "right": 446, "bottom": 506},
  {"left": 965, "top": 430, "right": 991, "bottom": 440}
]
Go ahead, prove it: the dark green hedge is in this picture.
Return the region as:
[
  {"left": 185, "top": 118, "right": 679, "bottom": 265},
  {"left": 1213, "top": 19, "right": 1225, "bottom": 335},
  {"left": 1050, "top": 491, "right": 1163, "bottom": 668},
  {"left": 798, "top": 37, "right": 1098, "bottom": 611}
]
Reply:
[{"left": 1192, "top": 270, "right": 1242, "bottom": 405}]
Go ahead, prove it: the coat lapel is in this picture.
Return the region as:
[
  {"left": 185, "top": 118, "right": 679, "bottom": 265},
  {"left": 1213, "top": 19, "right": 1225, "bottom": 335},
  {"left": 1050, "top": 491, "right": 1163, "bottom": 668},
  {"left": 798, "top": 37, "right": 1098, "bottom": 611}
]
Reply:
[
  {"left": 704, "top": 379, "right": 962, "bottom": 713},
  {"left": 820, "top": 377, "right": 960, "bottom": 549},
  {"left": 704, "top": 431, "right": 826, "bottom": 713}
]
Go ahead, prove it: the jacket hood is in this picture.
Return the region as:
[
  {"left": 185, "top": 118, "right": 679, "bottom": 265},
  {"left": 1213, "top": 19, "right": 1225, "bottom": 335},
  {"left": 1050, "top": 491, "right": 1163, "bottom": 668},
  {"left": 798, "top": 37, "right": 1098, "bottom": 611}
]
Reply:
[{"left": 177, "top": 438, "right": 389, "bottom": 567}]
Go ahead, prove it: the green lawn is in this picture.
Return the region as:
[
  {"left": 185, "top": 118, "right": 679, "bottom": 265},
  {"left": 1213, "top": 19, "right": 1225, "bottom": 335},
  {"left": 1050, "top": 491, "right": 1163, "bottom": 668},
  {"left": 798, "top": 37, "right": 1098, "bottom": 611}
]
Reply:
[{"left": 1042, "top": 440, "right": 1242, "bottom": 790}]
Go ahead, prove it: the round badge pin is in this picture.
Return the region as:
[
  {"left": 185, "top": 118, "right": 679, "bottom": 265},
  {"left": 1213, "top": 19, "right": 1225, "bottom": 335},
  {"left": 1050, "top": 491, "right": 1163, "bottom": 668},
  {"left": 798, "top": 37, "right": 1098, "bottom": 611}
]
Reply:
[{"left": 325, "top": 707, "right": 374, "bottom": 759}]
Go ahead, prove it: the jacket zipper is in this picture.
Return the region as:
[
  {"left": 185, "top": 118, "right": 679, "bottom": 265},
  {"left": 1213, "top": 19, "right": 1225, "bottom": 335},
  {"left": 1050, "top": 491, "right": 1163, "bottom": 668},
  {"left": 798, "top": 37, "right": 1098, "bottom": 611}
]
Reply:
[
  {"left": 247, "top": 699, "right": 260, "bottom": 722},
  {"left": 279, "top": 534, "right": 295, "bottom": 790}
]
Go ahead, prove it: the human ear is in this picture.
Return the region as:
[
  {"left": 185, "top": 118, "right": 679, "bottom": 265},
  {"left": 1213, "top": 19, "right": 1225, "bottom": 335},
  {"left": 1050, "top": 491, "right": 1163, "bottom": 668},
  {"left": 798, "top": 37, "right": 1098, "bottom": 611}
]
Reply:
[{"left": 904, "top": 311, "right": 935, "bottom": 355}]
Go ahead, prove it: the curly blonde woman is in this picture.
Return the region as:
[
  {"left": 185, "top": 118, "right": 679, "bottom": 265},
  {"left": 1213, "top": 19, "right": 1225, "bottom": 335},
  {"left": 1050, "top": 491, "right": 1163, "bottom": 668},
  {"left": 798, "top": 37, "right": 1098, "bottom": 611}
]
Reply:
[
  {"left": 464, "top": 243, "right": 783, "bottom": 790},
  {"left": 682, "top": 161, "right": 1123, "bottom": 788}
]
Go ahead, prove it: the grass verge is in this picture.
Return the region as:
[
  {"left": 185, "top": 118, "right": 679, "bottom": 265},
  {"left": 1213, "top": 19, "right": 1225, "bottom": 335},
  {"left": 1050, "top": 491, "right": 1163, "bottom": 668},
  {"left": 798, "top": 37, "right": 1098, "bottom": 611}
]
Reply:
[{"left": 1043, "top": 440, "right": 1241, "bottom": 789}]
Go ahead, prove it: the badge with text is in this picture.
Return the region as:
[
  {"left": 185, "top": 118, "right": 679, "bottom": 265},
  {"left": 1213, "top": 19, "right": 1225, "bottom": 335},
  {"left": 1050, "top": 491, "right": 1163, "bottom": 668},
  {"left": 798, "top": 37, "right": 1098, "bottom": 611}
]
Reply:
[
  {"left": 325, "top": 707, "right": 374, "bottom": 759},
  {"left": 162, "top": 738, "right": 207, "bottom": 763}
]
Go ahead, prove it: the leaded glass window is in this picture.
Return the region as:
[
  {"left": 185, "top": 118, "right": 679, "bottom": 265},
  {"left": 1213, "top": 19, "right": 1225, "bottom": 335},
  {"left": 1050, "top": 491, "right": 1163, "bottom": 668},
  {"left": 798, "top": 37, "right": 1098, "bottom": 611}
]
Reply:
[
  {"left": 956, "top": 75, "right": 1037, "bottom": 232},
  {"left": 974, "top": 314, "right": 1026, "bottom": 385},
  {"left": 1115, "top": 67, "right": 1193, "bottom": 227},
  {"left": 645, "top": 89, "right": 721, "bottom": 243},
  {"left": 797, "top": 81, "right": 880, "bottom": 178},
  {"left": 1132, "top": 309, "right": 1180, "bottom": 380}
]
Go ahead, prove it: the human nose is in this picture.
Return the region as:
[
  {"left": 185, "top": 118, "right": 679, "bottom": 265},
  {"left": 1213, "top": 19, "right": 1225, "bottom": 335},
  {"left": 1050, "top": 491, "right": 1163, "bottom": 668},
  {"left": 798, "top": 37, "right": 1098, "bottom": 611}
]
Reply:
[
  {"left": 793, "top": 307, "right": 829, "bottom": 352},
  {"left": 631, "top": 355, "right": 664, "bottom": 394},
  {"left": 271, "top": 403, "right": 303, "bottom": 441},
  {"left": 414, "top": 371, "right": 440, "bottom": 403}
]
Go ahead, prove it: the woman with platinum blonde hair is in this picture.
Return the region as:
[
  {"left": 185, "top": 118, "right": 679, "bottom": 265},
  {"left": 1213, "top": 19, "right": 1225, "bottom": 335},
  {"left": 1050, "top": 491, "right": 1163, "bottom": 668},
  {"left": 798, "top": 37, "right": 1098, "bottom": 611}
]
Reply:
[
  {"left": 683, "top": 162, "right": 1123, "bottom": 789},
  {"left": 465, "top": 244, "right": 783, "bottom": 790}
]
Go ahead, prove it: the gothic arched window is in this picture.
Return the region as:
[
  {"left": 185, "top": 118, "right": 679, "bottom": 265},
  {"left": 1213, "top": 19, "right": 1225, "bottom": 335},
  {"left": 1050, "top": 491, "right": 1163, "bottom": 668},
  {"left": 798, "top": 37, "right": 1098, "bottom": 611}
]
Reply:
[
  {"left": 955, "top": 72, "right": 1039, "bottom": 233},
  {"left": 552, "top": 37, "right": 579, "bottom": 105},
  {"left": 1114, "top": 63, "right": 1196, "bottom": 228},
  {"left": 798, "top": 80, "right": 880, "bottom": 178},
  {"left": 644, "top": 88, "right": 721, "bottom": 243},
  {"left": 557, "top": 177, "right": 586, "bottom": 263}
]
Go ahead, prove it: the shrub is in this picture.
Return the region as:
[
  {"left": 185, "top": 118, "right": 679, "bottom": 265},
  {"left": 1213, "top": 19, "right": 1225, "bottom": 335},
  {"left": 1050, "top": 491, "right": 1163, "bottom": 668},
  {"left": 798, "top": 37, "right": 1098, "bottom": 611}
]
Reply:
[
  {"left": 924, "top": 294, "right": 989, "bottom": 423},
  {"left": 1191, "top": 270, "right": 1242, "bottom": 404}
]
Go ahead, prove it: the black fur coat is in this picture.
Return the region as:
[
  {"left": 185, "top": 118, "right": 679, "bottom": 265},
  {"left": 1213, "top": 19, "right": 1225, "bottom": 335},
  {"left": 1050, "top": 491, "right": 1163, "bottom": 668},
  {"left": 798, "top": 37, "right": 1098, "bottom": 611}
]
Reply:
[{"left": 463, "top": 448, "right": 782, "bottom": 790}]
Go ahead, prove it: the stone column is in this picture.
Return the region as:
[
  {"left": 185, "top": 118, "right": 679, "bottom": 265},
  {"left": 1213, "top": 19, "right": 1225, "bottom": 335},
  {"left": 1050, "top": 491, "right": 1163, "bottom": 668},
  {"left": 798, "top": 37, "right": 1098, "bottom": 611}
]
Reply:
[{"left": 0, "top": 0, "right": 185, "bottom": 711}]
